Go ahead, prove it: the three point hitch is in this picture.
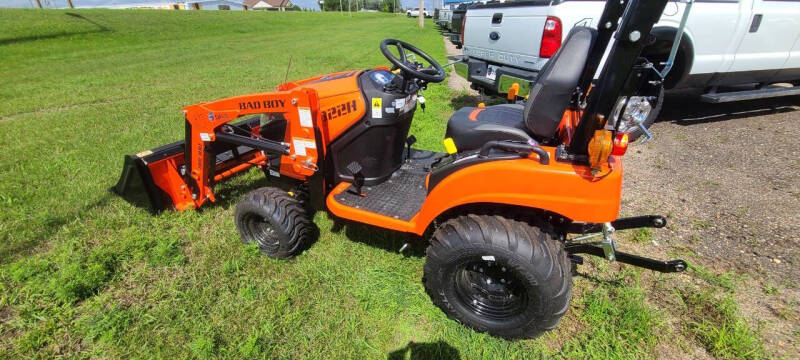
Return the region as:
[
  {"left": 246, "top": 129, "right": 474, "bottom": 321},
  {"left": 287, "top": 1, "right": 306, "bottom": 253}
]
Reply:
[{"left": 565, "top": 215, "right": 687, "bottom": 273}]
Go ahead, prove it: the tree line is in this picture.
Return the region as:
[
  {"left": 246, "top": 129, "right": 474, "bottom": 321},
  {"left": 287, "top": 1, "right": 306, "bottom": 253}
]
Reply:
[{"left": 320, "top": 0, "right": 400, "bottom": 13}]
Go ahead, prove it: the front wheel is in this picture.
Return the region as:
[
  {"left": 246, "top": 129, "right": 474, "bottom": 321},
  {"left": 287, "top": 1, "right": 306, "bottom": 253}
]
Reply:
[
  {"left": 234, "top": 187, "right": 313, "bottom": 259},
  {"left": 423, "top": 215, "right": 572, "bottom": 339}
]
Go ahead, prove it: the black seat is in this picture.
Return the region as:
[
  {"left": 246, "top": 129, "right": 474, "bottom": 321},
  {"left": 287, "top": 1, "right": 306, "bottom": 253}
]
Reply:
[{"left": 445, "top": 27, "right": 597, "bottom": 151}]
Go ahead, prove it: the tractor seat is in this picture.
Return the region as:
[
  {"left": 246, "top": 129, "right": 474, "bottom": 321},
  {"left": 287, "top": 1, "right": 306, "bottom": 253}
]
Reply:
[{"left": 445, "top": 26, "right": 597, "bottom": 151}]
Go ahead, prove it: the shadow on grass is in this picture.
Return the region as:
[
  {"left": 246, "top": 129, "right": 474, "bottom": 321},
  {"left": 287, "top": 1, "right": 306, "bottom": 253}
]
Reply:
[
  {"left": 0, "top": 13, "right": 111, "bottom": 46},
  {"left": 387, "top": 341, "right": 460, "bottom": 360},
  {"left": 328, "top": 215, "right": 428, "bottom": 258},
  {"left": 0, "top": 193, "right": 114, "bottom": 265},
  {"left": 657, "top": 93, "right": 800, "bottom": 126},
  {"left": 448, "top": 93, "right": 506, "bottom": 112},
  {"left": 449, "top": 93, "right": 480, "bottom": 111},
  {"left": 573, "top": 271, "right": 624, "bottom": 287}
]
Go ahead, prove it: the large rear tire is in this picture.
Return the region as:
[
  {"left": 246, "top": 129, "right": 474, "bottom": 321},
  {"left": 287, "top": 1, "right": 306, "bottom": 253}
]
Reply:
[
  {"left": 234, "top": 187, "right": 313, "bottom": 259},
  {"left": 423, "top": 214, "right": 572, "bottom": 339}
]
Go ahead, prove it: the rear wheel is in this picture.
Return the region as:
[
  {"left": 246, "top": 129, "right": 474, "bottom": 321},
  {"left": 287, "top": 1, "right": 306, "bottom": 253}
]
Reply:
[
  {"left": 423, "top": 214, "right": 572, "bottom": 339},
  {"left": 234, "top": 187, "right": 313, "bottom": 259}
]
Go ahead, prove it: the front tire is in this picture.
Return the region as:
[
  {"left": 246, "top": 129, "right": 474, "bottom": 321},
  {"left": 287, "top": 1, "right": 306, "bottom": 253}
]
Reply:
[
  {"left": 234, "top": 187, "right": 313, "bottom": 259},
  {"left": 423, "top": 215, "right": 572, "bottom": 339}
]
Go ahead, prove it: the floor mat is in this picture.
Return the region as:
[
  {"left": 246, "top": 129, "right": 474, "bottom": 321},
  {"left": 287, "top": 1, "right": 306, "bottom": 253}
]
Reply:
[{"left": 333, "top": 149, "right": 443, "bottom": 221}]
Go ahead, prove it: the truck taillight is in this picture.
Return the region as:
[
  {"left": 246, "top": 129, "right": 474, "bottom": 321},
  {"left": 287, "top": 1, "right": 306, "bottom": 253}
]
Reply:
[
  {"left": 539, "top": 16, "right": 562, "bottom": 58},
  {"left": 460, "top": 17, "right": 466, "bottom": 45}
]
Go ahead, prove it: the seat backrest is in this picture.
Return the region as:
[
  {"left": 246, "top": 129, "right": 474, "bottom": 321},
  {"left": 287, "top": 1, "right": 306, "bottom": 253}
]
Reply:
[{"left": 524, "top": 27, "right": 597, "bottom": 139}]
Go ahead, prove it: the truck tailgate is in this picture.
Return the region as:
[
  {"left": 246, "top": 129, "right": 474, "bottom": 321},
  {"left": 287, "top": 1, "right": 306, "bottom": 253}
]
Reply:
[{"left": 463, "top": 6, "right": 552, "bottom": 71}]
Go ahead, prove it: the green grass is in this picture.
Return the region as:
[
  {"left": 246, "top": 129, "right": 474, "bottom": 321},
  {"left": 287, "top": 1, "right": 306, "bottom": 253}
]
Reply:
[
  {"left": 0, "top": 8, "right": 770, "bottom": 359},
  {"left": 681, "top": 291, "right": 767, "bottom": 359}
]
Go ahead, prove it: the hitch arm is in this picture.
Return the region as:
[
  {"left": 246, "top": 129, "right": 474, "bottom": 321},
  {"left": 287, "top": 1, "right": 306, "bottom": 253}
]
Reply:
[
  {"left": 568, "top": 215, "right": 666, "bottom": 234},
  {"left": 566, "top": 244, "right": 687, "bottom": 273}
]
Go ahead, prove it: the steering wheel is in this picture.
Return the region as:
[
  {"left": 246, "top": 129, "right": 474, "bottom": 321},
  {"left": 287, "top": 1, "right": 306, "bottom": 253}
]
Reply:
[{"left": 380, "top": 39, "right": 446, "bottom": 83}]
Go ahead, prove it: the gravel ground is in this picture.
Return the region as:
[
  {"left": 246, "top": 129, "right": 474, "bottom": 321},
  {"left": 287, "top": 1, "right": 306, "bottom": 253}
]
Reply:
[
  {"left": 624, "top": 93, "right": 800, "bottom": 284},
  {"left": 624, "top": 93, "right": 800, "bottom": 357},
  {"left": 443, "top": 39, "right": 800, "bottom": 357}
]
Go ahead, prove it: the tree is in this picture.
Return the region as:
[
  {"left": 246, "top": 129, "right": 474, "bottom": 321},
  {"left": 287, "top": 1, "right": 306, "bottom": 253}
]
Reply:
[{"left": 380, "top": 0, "right": 396, "bottom": 13}]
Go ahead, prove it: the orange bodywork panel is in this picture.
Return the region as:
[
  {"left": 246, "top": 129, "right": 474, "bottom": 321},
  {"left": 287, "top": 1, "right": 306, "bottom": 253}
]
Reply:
[
  {"left": 279, "top": 70, "right": 368, "bottom": 145},
  {"left": 327, "top": 147, "right": 623, "bottom": 236}
]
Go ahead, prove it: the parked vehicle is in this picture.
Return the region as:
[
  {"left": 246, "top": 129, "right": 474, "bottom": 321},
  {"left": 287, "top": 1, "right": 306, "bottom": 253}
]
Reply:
[
  {"left": 435, "top": 7, "right": 454, "bottom": 31},
  {"left": 448, "top": 3, "right": 472, "bottom": 48},
  {"left": 455, "top": 0, "right": 800, "bottom": 137},
  {"left": 406, "top": 8, "right": 431, "bottom": 18}
]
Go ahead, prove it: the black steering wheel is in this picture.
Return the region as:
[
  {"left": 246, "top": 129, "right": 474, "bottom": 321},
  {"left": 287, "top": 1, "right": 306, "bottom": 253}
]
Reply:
[{"left": 380, "top": 39, "right": 446, "bottom": 83}]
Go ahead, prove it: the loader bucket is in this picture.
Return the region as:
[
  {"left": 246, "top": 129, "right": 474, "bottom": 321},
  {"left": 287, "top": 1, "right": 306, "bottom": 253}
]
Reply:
[
  {"left": 111, "top": 140, "right": 186, "bottom": 213},
  {"left": 112, "top": 118, "right": 278, "bottom": 212}
]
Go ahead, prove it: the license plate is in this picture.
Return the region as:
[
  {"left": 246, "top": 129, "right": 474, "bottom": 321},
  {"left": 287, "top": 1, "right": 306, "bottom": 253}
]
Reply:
[{"left": 486, "top": 65, "right": 498, "bottom": 81}]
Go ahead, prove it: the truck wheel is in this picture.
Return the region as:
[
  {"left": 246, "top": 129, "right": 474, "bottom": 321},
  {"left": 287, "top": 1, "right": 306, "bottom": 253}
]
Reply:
[
  {"left": 616, "top": 86, "right": 664, "bottom": 141},
  {"left": 423, "top": 215, "right": 572, "bottom": 339},
  {"left": 234, "top": 187, "right": 313, "bottom": 259}
]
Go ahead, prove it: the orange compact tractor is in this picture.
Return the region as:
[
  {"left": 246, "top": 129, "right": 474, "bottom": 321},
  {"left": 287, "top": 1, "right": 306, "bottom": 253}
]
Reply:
[{"left": 114, "top": 0, "right": 688, "bottom": 338}]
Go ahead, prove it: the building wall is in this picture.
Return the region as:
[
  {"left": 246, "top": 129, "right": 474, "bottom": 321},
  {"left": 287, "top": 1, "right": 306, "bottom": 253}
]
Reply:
[{"left": 185, "top": 1, "right": 245, "bottom": 10}]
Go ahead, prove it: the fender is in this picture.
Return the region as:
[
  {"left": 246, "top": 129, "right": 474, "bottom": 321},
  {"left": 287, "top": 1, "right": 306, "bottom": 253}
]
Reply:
[{"left": 410, "top": 148, "right": 623, "bottom": 235}]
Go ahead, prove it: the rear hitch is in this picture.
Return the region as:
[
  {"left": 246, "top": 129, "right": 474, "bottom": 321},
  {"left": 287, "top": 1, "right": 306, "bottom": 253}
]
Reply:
[
  {"left": 565, "top": 215, "right": 687, "bottom": 273},
  {"left": 566, "top": 244, "right": 687, "bottom": 273}
]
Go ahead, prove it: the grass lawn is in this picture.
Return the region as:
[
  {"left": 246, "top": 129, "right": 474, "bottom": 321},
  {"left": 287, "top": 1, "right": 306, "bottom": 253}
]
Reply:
[{"left": 0, "top": 9, "right": 770, "bottom": 359}]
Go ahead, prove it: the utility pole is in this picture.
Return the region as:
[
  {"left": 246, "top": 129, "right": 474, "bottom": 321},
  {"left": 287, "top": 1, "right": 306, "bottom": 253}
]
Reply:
[
  {"left": 66, "top": 0, "right": 74, "bottom": 8},
  {"left": 34, "top": 0, "right": 42, "bottom": 8},
  {"left": 418, "top": 0, "right": 424, "bottom": 28}
]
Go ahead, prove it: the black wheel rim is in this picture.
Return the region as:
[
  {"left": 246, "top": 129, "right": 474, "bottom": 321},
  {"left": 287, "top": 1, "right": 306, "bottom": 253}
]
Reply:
[
  {"left": 454, "top": 259, "right": 527, "bottom": 320},
  {"left": 242, "top": 213, "right": 279, "bottom": 249}
]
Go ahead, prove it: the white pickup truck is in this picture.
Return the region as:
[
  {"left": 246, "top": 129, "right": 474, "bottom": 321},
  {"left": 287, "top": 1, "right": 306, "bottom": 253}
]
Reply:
[
  {"left": 407, "top": 8, "right": 431, "bottom": 18},
  {"left": 455, "top": 0, "right": 800, "bottom": 106}
]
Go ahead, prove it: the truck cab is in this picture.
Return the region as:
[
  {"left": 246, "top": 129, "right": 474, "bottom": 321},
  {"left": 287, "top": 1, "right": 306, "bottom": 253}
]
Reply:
[{"left": 456, "top": 0, "right": 800, "bottom": 103}]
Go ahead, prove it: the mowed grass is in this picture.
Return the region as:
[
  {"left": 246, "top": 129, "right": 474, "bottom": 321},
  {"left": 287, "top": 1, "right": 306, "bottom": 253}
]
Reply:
[{"left": 0, "top": 9, "right": 769, "bottom": 359}]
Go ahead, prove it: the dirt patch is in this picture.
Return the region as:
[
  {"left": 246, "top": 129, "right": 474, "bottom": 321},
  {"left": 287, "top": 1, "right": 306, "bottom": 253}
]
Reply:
[
  {"left": 623, "top": 94, "right": 800, "bottom": 283},
  {"left": 607, "top": 95, "right": 800, "bottom": 358},
  {"left": 442, "top": 37, "right": 477, "bottom": 96}
]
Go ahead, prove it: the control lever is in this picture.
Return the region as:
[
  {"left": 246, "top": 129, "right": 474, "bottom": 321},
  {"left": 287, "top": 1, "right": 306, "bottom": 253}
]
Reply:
[
  {"left": 405, "top": 135, "right": 417, "bottom": 161},
  {"left": 346, "top": 161, "right": 365, "bottom": 196},
  {"left": 635, "top": 117, "right": 654, "bottom": 142}
]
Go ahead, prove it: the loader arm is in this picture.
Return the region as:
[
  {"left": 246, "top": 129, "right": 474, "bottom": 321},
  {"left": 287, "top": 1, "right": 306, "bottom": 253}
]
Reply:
[
  {"left": 114, "top": 88, "right": 322, "bottom": 212},
  {"left": 181, "top": 89, "right": 321, "bottom": 209}
]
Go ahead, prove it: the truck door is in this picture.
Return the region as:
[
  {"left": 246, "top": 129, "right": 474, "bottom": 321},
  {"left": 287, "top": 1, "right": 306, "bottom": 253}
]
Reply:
[
  {"left": 773, "top": 0, "right": 800, "bottom": 80},
  {"left": 727, "top": 0, "right": 800, "bottom": 82}
]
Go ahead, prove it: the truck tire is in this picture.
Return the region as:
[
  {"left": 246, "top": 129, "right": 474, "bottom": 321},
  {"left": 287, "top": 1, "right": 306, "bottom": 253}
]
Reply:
[
  {"left": 617, "top": 86, "right": 664, "bottom": 141},
  {"left": 423, "top": 214, "right": 572, "bottom": 339},
  {"left": 234, "top": 187, "right": 313, "bottom": 259}
]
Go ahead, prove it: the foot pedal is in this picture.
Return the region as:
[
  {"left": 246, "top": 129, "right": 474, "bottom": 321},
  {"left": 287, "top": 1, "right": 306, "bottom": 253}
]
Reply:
[
  {"left": 405, "top": 135, "right": 417, "bottom": 161},
  {"left": 346, "top": 161, "right": 365, "bottom": 196}
]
